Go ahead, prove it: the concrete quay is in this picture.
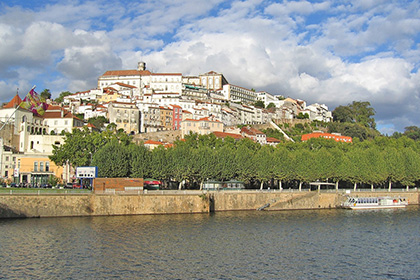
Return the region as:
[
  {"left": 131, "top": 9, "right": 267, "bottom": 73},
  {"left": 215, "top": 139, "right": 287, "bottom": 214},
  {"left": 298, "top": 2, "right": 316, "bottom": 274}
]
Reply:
[{"left": 0, "top": 190, "right": 418, "bottom": 218}]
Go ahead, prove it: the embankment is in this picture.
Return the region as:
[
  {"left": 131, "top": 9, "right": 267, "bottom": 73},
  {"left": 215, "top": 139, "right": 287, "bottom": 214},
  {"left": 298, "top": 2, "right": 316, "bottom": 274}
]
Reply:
[{"left": 0, "top": 191, "right": 418, "bottom": 218}]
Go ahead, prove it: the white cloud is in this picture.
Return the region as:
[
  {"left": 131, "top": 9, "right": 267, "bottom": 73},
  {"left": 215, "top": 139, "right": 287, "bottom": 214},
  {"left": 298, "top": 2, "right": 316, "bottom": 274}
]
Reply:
[{"left": 1, "top": 0, "right": 420, "bottom": 133}]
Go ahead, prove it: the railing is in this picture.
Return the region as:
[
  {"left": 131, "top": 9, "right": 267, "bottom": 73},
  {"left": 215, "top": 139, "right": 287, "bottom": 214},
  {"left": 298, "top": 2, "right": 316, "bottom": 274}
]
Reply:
[
  {"left": 2, "top": 187, "right": 417, "bottom": 196},
  {"left": 0, "top": 187, "right": 92, "bottom": 195}
]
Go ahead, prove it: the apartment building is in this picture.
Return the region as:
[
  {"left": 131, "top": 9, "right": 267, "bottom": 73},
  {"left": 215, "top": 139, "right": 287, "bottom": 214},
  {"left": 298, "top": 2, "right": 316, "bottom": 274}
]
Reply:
[
  {"left": 221, "top": 84, "right": 257, "bottom": 104},
  {"left": 107, "top": 102, "right": 140, "bottom": 134}
]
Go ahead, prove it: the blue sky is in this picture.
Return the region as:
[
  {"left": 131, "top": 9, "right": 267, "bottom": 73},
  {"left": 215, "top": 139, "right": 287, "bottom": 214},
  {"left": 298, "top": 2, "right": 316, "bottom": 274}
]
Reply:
[{"left": 1, "top": 0, "right": 420, "bottom": 134}]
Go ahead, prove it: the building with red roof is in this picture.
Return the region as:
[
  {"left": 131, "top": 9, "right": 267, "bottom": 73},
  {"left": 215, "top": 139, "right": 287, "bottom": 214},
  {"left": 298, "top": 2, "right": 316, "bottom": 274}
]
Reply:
[
  {"left": 181, "top": 116, "right": 224, "bottom": 138},
  {"left": 301, "top": 132, "right": 352, "bottom": 143}
]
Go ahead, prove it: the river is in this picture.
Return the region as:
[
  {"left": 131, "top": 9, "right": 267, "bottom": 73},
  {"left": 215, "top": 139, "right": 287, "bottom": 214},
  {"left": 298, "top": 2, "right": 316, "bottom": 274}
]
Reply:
[{"left": 1, "top": 207, "right": 419, "bottom": 279}]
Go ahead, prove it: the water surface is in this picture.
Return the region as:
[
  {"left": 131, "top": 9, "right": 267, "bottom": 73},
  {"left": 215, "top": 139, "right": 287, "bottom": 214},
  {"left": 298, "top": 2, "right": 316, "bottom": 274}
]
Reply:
[{"left": 1, "top": 207, "right": 419, "bottom": 279}]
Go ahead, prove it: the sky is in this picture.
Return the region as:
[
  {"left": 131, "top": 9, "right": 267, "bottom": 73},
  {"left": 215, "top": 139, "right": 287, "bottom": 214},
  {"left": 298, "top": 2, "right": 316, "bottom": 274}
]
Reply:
[{"left": 1, "top": 0, "right": 419, "bottom": 134}]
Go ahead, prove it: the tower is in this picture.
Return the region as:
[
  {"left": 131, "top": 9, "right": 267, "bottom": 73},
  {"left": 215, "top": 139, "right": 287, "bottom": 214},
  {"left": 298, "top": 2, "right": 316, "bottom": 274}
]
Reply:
[{"left": 138, "top": 62, "right": 146, "bottom": 71}]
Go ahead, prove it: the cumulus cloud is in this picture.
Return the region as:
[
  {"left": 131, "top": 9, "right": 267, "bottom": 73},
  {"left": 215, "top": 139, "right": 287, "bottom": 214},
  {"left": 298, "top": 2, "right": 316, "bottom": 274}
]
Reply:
[{"left": 1, "top": 0, "right": 420, "bottom": 133}]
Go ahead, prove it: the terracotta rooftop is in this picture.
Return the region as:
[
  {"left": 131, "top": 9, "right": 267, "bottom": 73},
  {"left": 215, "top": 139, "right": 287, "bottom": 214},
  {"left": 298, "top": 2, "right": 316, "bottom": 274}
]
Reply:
[
  {"left": 213, "top": 131, "right": 243, "bottom": 140},
  {"left": 101, "top": 70, "right": 151, "bottom": 76},
  {"left": 3, "top": 94, "right": 23, "bottom": 108},
  {"left": 115, "top": 82, "right": 137, "bottom": 89}
]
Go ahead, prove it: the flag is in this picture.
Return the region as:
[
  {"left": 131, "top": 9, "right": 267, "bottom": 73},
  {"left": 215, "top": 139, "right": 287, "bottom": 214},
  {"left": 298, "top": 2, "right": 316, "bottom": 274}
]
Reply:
[{"left": 19, "top": 88, "right": 48, "bottom": 116}]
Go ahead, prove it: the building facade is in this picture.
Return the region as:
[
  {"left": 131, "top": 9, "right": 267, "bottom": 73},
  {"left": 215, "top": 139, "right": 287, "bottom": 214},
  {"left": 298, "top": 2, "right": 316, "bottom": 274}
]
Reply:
[{"left": 107, "top": 102, "right": 140, "bottom": 134}]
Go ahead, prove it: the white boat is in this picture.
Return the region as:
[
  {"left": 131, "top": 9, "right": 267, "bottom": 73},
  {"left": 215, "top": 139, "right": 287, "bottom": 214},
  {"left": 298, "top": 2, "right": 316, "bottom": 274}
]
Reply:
[{"left": 342, "top": 197, "right": 408, "bottom": 210}]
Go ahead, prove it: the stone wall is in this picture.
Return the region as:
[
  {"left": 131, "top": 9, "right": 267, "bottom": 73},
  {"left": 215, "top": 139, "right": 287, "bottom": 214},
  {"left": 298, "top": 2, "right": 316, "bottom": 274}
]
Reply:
[
  {"left": 0, "top": 191, "right": 418, "bottom": 218},
  {"left": 0, "top": 193, "right": 209, "bottom": 218}
]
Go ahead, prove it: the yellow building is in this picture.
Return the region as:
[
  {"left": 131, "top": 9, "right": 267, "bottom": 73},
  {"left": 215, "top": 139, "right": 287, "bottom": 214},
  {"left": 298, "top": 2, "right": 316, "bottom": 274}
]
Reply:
[
  {"left": 15, "top": 155, "right": 63, "bottom": 186},
  {"left": 97, "top": 88, "right": 122, "bottom": 103},
  {"left": 181, "top": 116, "right": 224, "bottom": 138}
]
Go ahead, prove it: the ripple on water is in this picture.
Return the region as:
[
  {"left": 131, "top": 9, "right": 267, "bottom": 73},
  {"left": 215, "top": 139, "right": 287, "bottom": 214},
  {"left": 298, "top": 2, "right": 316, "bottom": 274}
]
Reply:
[{"left": 1, "top": 207, "right": 420, "bottom": 279}]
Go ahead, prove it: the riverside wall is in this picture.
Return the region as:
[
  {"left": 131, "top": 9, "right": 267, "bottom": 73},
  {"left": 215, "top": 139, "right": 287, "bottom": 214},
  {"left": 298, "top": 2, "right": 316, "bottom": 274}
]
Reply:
[{"left": 0, "top": 191, "right": 418, "bottom": 218}]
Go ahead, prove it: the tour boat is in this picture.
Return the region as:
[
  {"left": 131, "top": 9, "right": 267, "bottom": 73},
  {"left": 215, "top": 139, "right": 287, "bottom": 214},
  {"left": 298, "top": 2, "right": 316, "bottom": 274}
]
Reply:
[{"left": 342, "top": 196, "right": 408, "bottom": 210}]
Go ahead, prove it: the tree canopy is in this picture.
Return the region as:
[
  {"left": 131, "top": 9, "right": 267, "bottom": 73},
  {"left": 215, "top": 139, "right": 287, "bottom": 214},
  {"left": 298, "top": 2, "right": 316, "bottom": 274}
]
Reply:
[
  {"left": 55, "top": 91, "right": 73, "bottom": 103},
  {"left": 49, "top": 128, "right": 420, "bottom": 190}
]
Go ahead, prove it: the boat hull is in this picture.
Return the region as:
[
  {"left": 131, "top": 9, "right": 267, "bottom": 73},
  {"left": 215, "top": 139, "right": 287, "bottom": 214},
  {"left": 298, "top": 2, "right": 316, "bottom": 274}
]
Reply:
[{"left": 342, "top": 197, "right": 408, "bottom": 210}]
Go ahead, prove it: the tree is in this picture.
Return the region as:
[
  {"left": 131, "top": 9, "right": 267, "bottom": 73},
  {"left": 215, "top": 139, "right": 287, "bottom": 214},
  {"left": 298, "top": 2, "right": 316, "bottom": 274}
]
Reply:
[
  {"left": 403, "top": 126, "right": 420, "bottom": 141},
  {"left": 296, "top": 112, "right": 309, "bottom": 119},
  {"left": 92, "top": 140, "right": 130, "bottom": 177},
  {"left": 49, "top": 127, "right": 129, "bottom": 168},
  {"left": 254, "top": 100, "right": 265, "bottom": 108},
  {"left": 55, "top": 91, "right": 73, "bottom": 103},
  {"left": 332, "top": 101, "right": 376, "bottom": 129},
  {"left": 40, "top": 89, "right": 52, "bottom": 100},
  {"left": 88, "top": 116, "right": 109, "bottom": 130},
  {"left": 332, "top": 105, "right": 353, "bottom": 123},
  {"left": 254, "top": 146, "right": 276, "bottom": 189},
  {"left": 129, "top": 144, "right": 150, "bottom": 178},
  {"left": 266, "top": 102, "right": 276, "bottom": 109}
]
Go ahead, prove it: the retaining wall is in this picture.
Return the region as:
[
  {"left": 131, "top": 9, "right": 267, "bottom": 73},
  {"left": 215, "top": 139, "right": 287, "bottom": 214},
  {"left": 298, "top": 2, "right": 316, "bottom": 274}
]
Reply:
[{"left": 0, "top": 191, "right": 418, "bottom": 218}]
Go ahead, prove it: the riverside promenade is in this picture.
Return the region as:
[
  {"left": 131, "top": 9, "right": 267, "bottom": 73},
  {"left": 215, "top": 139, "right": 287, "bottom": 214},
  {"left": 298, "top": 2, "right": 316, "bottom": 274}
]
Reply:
[{"left": 0, "top": 189, "right": 418, "bottom": 218}]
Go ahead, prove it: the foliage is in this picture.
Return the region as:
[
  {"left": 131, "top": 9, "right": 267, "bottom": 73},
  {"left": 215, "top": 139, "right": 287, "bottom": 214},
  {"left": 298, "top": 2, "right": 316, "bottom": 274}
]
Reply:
[
  {"left": 50, "top": 128, "right": 420, "bottom": 190},
  {"left": 266, "top": 102, "right": 276, "bottom": 109},
  {"left": 92, "top": 140, "right": 131, "bottom": 177},
  {"left": 55, "top": 91, "right": 73, "bottom": 103},
  {"left": 49, "top": 127, "right": 132, "bottom": 168},
  {"left": 254, "top": 100, "right": 265, "bottom": 108},
  {"left": 332, "top": 101, "right": 376, "bottom": 129},
  {"left": 40, "top": 89, "right": 52, "bottom": 100},
  {"left": 296, "top": 112, "right": 309, "bottom": 119},
  {"left": 88, "top": 116, "right": 109, "bottom": 130}
]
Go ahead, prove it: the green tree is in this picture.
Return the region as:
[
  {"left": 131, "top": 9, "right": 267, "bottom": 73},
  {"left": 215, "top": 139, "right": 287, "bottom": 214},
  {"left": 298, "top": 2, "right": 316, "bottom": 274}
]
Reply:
[
  {"left": 129, "top": 144, "right": 150, "bottom": 178},
  {"left": 254, "top": 146, "right": 276, "bottom": 189},
  {"left": 49, "top": 127, "right": 131, "bottom": 168},
  {"left": 92, "top": 140, "right": 130, "bottom": 177},
  {"left": 40, "top": 89, "right": 52, "bottom": 100},
  {"left": 403, "top": 126, "right": 420, "bottom": 141},
  {"left": 266, "top": 102, "right": 276, "bottom": 109},
  {"left": 332, "top": 101, "right": 376, "bottom": 129},
  {"left": 55, "top": 91, "right": 73, "bottom": 103},
  {"left": 254, "top": 100, "right": 265, "bottom": 108},
  {"left": 88, "top": 116, "right": 109, "bottom": 130}
]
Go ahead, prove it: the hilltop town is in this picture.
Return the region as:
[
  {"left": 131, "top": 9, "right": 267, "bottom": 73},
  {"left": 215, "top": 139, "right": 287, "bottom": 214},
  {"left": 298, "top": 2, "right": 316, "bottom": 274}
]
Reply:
[{"left": 0, "top": 62, "right": 333, "bottom": 186}]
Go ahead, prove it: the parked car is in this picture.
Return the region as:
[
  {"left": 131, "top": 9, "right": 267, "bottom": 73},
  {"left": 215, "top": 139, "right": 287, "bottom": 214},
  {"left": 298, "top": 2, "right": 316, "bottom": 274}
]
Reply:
[{"left": 65, "top": 183, "right": 74, "bottom": 189}]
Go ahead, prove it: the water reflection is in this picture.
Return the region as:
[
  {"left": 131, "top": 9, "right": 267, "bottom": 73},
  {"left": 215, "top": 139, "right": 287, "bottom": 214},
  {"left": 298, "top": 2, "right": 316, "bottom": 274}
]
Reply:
[{"left": 1, "top": 207, "right": 419, "bottom": 279}]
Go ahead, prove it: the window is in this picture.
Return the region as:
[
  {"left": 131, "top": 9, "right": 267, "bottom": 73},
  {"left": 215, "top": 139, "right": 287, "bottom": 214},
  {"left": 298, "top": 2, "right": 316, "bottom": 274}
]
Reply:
[
  {"left": 34, "top": 162, "right": 38, "bottom": 172},
  {"left": 40, "top": 162, "right": 44, "bottom": 172},
  {"left": 5, "top": 156, "right": 9, "bottom": 161}
]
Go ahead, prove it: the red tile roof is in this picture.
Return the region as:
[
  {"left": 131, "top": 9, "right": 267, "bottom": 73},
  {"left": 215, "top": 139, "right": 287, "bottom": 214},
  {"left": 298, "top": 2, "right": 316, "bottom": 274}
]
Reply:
[
  {"left": 101, "top": 70, "right": 151, "bottom": 76},
  {"left": 115, "top": 82, "right": 137, "bottom": 89},
  {"left": 240, "top": 126, "right": 264, "bottom": 136},
  {"left": 267, "top": 137, "right": 281, "bottom": 143},
  {"left": 3, "top": 94, "right": 22, "bottom": 108},
  {"left": 301, "top": 132, "right": 352, "bottom": 143},
  {"left": 213, "top": 131, "right": 243, "bottom": 140},
  {"left": 144, "top": 140, "right": 164, "bottom": 145},
  {"left": 151, "top": 73, "right": 182, "bottom": 76}
]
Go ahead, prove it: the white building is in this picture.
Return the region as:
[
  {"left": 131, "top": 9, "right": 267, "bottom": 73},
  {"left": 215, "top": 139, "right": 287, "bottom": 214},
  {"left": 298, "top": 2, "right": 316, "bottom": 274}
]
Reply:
[
  {"left": 220, "top": 84, "right": 257, "bottom": 104},
  {"left": 304, "top": 103, "right": 333, "bottom": 122},
  {"left": 150, "top": 73, "right": 182, "bottom": 95},
  {"left": 42, "top": 105, "right": 84, "bottom": 135}
]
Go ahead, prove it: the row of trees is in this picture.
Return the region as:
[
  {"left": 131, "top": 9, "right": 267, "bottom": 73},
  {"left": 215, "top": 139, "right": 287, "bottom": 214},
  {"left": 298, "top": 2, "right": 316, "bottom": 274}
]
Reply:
[{"left": 50, "top": 128, "right": 420, "bottom": 190}]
